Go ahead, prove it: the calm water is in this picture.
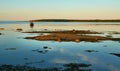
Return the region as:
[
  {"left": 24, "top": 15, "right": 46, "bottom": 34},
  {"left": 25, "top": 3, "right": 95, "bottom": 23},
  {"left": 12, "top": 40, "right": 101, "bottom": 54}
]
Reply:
[{"left": 0, "top": 22, "right": 120, "bottom": 71}]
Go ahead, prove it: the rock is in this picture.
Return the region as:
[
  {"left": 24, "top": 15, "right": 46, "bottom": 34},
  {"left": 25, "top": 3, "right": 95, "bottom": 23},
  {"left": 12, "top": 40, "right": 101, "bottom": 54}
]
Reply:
[
  {"left": 85, "top": 50, "right": 98, "bottom": 53},
  {"left": 57, "top": 38, "right": 61, "bottom": 42},
  {"left": 37, "top": 51, "right": 43, "bottom": 53},
  {"left": 0, "top": 28, "right": 4, "bottom": 30},
  {"left": 110, "top": 53, "right": 120, "bottom": 57},
  {"left": 16, "top": 28, "right": 23, "bottom": 32},
  {"left": 5, "top": 48, "right": 16, "bottom": 50},
  {"left": 43, "top": 46, "right": 48, "bottom": 49},
  {"left": 75, "top": 39, "right": 80, "bottom": 42}
]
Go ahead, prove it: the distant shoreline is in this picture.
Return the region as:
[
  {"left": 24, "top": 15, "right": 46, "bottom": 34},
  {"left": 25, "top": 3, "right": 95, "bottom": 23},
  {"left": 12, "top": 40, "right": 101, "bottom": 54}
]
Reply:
[
  {"left": 29, "top": 19, "right": 120, "bottom": 22},
  {"left": 0, "top": 19, "right": 120, "bottom": 22},
  {"left": 0, "top": 24, "right": 120, "bottom": 32}
]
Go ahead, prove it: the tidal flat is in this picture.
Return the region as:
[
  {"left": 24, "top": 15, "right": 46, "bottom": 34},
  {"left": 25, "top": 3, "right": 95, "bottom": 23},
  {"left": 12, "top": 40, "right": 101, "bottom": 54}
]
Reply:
[{"left": 0, "top": 22, "right": 120, "bottom": 71}]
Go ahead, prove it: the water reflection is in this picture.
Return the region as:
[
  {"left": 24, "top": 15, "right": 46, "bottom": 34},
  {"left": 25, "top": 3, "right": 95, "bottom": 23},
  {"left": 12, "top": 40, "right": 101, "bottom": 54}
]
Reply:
[
  {"left": 0, "top": 31, "right": 120, "bottom": 71},
  {"left": 32, "top": 46, "right": 52, "bottom": 54}
]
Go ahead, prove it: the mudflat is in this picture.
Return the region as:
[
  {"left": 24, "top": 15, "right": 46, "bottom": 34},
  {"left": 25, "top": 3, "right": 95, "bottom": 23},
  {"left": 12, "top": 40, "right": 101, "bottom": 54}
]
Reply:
[{"left": 25, "top": 30, "right": 120, "bottom": 42}]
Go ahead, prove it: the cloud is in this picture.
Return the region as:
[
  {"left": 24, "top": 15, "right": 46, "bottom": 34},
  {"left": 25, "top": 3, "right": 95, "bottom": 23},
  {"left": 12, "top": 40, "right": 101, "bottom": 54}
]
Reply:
[{"left": 51, "top": 58, "right": 68, "bottom": 64}]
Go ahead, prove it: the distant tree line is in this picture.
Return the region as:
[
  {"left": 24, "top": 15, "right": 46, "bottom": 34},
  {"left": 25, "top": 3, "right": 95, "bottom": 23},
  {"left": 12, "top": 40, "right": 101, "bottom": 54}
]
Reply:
[{"left": 29, "top": 19, "right": 120, "bottom": 22}]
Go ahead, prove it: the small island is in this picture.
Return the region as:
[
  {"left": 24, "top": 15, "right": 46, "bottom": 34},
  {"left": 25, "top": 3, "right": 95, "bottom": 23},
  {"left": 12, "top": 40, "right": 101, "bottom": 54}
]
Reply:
[{"left": 25, "top": 30, "right": 120, "bottom": 42}]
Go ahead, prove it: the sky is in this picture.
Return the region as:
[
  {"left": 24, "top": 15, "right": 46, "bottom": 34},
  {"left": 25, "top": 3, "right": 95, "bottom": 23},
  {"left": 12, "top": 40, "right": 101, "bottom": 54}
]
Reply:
[{"left": 0, "top": 0, "right": 120, "bottom": 21}]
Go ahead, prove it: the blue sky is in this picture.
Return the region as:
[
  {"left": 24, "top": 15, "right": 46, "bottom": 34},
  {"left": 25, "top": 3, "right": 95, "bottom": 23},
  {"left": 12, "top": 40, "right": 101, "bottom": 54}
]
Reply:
[{"left": 0, "top": 0, "right": 120, "bottom": 21}]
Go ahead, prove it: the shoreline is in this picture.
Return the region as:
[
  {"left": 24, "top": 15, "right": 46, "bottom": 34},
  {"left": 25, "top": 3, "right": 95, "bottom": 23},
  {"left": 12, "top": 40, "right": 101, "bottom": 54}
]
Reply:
[{"left": 0, "top": 24, "right": 120, "bottom": 33}]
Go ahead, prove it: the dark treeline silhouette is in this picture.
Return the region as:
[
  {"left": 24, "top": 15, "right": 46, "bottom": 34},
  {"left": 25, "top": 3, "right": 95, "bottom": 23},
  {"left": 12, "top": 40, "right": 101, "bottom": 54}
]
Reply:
[{"left": 29, "top": 19, "right": 120, "bottom": 22}]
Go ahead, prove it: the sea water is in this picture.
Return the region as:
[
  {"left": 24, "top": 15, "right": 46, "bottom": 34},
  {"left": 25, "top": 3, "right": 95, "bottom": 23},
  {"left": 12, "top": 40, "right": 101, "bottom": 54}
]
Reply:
[{"left": 0, "top": 21, "right": 120, "bottom": 71}]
